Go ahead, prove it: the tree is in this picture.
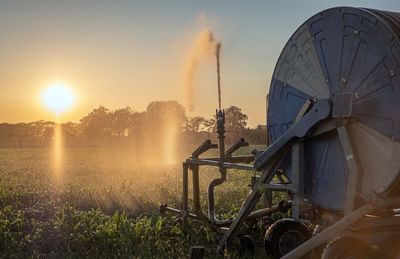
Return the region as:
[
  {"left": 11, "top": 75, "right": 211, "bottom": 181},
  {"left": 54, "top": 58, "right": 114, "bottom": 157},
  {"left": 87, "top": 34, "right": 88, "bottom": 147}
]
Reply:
[
  {"left": 111, "top": 107, "right": 136, "bottom": 138},
  {"left": 203, "top": 118, "right": 216, "bottom": 133},
  {"left": 224, "top": 106, "right": 248, "bottom": 132},
  {"left": 184, "top": 116, "right": 206, "bottom": 133},
  {"left": 79, "top": 106, "right": 112, "bottom": 146},
  {"left": 62, "top": 122, "right": 81, "bottom": 147},
  {"left": 0, "top": 101, "right": 268, "bottom": 150}
]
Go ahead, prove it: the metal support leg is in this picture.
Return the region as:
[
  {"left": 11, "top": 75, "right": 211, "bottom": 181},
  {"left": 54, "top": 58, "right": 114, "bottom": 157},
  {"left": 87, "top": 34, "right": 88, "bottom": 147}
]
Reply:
[
  {"left": 182, "top": 162, "right": 189, "bottom": 232},
  {"left": 337, "top": 124, "right": 362, "bottom": 215},
  {"left": 192, "top": 165, "right": 201, "bottom": 213},
  {"left": 291, "top": 142, "right": 304, "bottom": 220},
  {"left": 218, "top": 151, "right": 286, "bottom": 251},
  {"left": 263, "top": 190, "right": 273, "bottom": 208}
]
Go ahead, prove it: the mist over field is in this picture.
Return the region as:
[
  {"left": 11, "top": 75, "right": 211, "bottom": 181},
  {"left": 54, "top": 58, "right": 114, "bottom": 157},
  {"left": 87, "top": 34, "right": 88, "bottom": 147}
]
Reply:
[
  {"left": 0, "top": 99, "right": 268, "bottom": 257},
  {"left": 0, "top": 145, "right": 267, "bottom": 257}
]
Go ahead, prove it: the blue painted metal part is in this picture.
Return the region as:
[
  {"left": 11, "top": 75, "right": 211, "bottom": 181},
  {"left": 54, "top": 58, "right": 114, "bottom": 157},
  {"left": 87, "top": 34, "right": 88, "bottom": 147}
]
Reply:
[
  {"left": 254, "top": 99, "right": 330, "bottom": 170},
  {"left": 268, "top": 7, "right": 400, "bottom": 211},
  {"left": 308, "top": 7, "right": 400, "bottom": 141},
  {"left": 268, "top": 80, "right": 312, "bottom": 144}
]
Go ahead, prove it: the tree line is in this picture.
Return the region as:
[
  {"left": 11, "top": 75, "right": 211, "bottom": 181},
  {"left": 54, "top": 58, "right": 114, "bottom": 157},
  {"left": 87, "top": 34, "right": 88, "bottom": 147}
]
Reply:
[{"left": 0, "top": 101, "right": 266, "bottom": 153}]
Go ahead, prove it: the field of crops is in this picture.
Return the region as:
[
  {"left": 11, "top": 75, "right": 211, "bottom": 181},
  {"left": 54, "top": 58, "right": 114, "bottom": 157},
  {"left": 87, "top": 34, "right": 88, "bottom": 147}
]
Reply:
[{"left": 0, "top": 147, "right": 279, "bottom": 258}]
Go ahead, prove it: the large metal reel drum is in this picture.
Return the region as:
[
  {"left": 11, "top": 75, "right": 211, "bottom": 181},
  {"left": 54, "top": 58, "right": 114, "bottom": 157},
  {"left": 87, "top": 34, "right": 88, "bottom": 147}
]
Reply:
[{"left": 268, "top": 7, "right": 400, "bottom": 211}]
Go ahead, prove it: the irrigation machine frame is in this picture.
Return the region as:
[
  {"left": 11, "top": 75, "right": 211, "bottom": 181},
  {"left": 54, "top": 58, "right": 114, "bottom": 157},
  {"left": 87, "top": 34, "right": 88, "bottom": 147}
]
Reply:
[{"left": 161, "top": 99, "right": 400, "bottom": 258}]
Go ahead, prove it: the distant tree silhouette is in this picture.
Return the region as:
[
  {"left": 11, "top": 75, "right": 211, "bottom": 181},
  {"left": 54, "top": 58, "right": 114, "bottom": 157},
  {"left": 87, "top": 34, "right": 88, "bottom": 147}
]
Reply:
[
  {"left": 62, "top": 122, "right": 81, "bottom": 147},
  {"left": 224, "top": 106, "right": 248, "bottom": 132},
  {"left": 80, "top": 106, "right": 112, "bottom": 146},
  {"left": 0, "top": 101, "right": 266, "bottom": 152}
]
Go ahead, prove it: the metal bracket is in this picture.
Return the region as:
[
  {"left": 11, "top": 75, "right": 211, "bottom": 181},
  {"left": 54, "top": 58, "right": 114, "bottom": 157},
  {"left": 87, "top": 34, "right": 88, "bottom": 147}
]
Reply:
[
  {"left": 226, "top": 138, "right": 249, "bottom": 158},
  {"left": 337, "top": 122, "right": 362, "bottom": 215},
  {"left": 291, "top": 142, "right": 305, "bottom": 220},
  {"left": 191, "top": 140, "right": 218, "bottom": 158}
]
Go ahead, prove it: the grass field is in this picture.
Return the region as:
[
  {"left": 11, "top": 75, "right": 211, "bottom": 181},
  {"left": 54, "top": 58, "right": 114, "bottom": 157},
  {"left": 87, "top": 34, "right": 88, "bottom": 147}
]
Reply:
[{"left": 0, "top": 147, "right": 278, "bottom": 258}]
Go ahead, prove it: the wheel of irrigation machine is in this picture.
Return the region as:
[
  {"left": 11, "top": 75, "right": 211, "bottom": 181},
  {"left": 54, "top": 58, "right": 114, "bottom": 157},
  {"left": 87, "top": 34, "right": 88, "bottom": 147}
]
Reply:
[
  {"left": 267, "top": 7, "right": 400, "bottom": 212},
  {"left": 321, "top": 236, "right": 374, "bottom": 259},
  {"left": 264, "top": 219, "right": 311, "bottom": 258}
]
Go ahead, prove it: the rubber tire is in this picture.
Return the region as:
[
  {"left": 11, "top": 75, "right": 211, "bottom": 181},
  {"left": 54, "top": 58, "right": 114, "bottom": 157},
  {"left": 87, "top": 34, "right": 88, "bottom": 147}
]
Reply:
[
  {"left": 377, "top": 234, "right": 400, "bottom": 258},
  {"left": 321, "top": 236, "right": 374, "bottom": 259},
  {"left": 265, "top": 219, "right": 311, "bottom": 259}
]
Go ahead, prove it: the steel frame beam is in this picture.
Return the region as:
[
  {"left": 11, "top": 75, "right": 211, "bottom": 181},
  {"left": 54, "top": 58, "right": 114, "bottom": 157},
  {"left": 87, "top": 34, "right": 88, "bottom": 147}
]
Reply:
[{"left": 337, "top": 121, "right": 362, "bottom": 215}]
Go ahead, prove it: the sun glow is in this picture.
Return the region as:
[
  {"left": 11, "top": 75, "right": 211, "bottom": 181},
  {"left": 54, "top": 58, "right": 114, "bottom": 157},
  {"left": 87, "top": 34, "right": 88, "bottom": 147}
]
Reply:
[
  {"left": 41, "top": 81, "right": 74, "bottom": 183},
  {"left": 42, "top": 82, "right": 75, "bottom": 114}
]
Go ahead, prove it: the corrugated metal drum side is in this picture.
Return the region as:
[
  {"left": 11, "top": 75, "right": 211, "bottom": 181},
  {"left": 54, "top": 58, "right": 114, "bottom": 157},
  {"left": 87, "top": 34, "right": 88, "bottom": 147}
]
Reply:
[{"left": 268, "top": 7, "right": 400, "bottom": 211}]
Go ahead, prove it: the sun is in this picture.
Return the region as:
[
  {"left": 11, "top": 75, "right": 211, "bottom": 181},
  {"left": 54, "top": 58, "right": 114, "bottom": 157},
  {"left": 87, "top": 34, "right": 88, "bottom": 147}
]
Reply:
[{"left": 42, "top": 82, "right": 75, "bottom": 114}]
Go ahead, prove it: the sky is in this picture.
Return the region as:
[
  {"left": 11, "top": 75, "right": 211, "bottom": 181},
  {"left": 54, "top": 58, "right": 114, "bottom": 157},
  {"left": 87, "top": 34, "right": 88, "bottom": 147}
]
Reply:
[{"left": 0, "top": 0, "right": 399, "bottom": 126}]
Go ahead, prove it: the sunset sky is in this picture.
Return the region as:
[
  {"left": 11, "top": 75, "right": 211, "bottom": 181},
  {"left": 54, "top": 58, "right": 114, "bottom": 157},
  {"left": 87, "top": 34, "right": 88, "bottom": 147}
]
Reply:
[{"left": 0, "top": 0, "right": 399, "bottom": 126}]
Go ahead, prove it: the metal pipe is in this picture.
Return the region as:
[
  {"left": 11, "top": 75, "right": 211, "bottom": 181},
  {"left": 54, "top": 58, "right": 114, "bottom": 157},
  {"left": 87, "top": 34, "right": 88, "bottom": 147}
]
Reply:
[
  {"left": 191, "top": 139, "right": 218, "bottom": 158},
  {"left": 291, "top": 142, "right": 304, "bottom": 220},
  {"left": 161, "top": 204, "right": 198, "bottom": 219},
  {"left": 186, "top": 158, "right": 255, "bottom": 171},
  {"left": 264, "top": 183, "right": 291, "bottom": 191},
  {"left": 207, "top": 167, "right": 227, "bottom": 224},
  {"left": 192, "top": 165, "right": 201, "bottom": 213},
  {"left": 207, "top": 109, "right": 228, "bottom": 225},
  {"left": 226, "top": 138, "right": 248, "bottom": 157},
  {"left": 161, "top": 202, "right": 291, "bottom": 227},
  {"left": 182, "top": 162, "right": 189, "bottom": 231},
  {"left": 200, "top": 155, "right": 254, "bottom": 163},
  {"left": 216, "top": 109, "right": 225, "bottom": 159},
  {"left": 247, "top": 202, "right": 292, "bottom": 219}
]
